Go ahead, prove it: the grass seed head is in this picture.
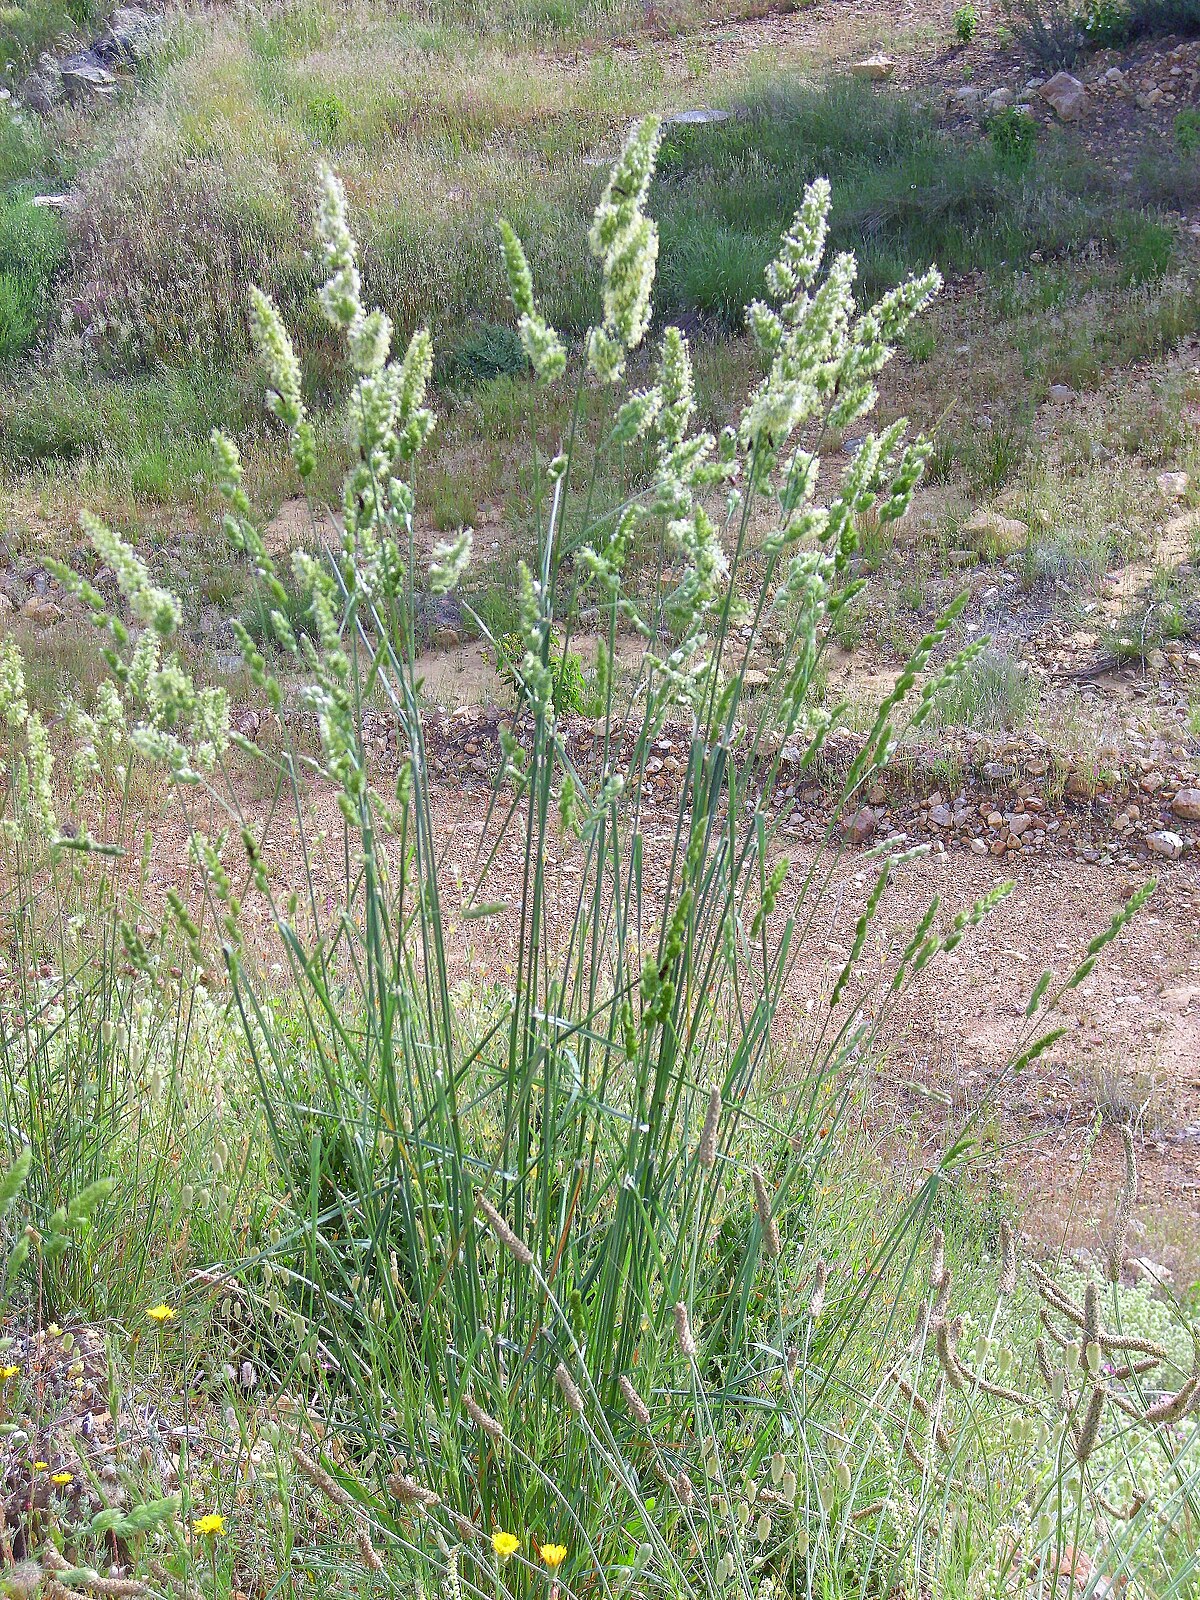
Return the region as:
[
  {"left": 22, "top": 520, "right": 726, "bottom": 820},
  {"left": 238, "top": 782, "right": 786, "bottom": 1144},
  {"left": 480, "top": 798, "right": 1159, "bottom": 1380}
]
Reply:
[
  {"left": 554, "top": 1362, "right": 585, "bottom": 1416},
  {"left": 752, "top": 1166, "right": 781, "bottom": 1259},
  {"left": 618, "top": 1374, "right": 651, "bottom": 1427},
  {"left": 674, "top": 1301, "right": 697, "bottom": 1357},
  {"left": 699, "top": 1085, "right": 721, "bottom": 1168}
]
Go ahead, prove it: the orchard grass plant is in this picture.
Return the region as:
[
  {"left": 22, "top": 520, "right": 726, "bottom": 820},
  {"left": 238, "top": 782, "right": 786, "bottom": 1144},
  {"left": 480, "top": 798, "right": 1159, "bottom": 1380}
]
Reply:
[{"left": 0, "top": 120, "right": 1197, "bottom": 1600}]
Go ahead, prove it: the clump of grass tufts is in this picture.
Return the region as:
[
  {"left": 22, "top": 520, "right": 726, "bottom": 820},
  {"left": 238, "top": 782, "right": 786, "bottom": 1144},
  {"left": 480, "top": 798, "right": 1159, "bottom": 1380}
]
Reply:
[{"left": 0, "top": 113, "right": 1190, "bottom": 1600}]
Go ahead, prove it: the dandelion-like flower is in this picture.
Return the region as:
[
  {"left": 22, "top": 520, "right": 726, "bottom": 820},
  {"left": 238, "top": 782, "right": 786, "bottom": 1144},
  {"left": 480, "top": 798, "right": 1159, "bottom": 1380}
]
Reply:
[
  {"left": 539, "top": 1544, "right": 567, "bottom": 1568},
  {"left": 0, "top": 1365, "right": 18, "bottom": 1380},
  {"left": 146, "top": 1303, "right": 177, "bottom": 1323},
  {"left": 193, "top": 1513, "right": 225, "bottom": 1537},
  {"left": 492, "top": 1531, "right": 520, "bottom": 1559},
  {"left": 51, "top": 1472, "right": 73, "bottom": 1486}
]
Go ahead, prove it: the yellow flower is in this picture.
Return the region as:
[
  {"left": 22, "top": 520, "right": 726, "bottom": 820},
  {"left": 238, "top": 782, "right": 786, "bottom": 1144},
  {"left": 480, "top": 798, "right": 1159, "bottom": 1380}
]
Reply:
[
  {"left": 491, "top": 1530, "right": 520, "bottom": 1559},
  {"left": 540, "top": 1544, "right": 567, "bottom": 1569},
  {"left": 51, "top": 1472, "right": 73, "bottom": 1486},
  {"left": 146, "top": 1304, "right": 177, "bottom": 1324},
  {"left": 193, "top": 1513, "right": 225, "bottom": 1537},
  {"left": 33, "top": 1461, "right": 48, "bottom": 1471},
  {"left": 0, "top": 1365, "right": 18, "bottom": 1380}
]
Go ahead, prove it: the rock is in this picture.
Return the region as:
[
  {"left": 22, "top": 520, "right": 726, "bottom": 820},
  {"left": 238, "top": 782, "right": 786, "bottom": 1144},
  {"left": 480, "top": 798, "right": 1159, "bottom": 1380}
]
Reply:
[
  {"left": 1146, "top": 829, "right": 1183, "bottom": 859},
  {"left": 1162, "top": 985, "right": 1200, "bottom": 1011},
  {"left": 662, "top": 108, "right": 732, "bottom": 126},
  {"left": 0, "top": 593, "right": 13, "bottom": 615},
  {"left": 1156, "top": 469, "right": 1189, "bottom": 499},
  {"left": 954, "top": 85, "right": 982, "bottom": 105},
  {"left": 1007, "top": 813, "right": 1033, "bottom": 836},
  {"left": 58, "top": 51, "right": 117, "bottom": 103},
  {"left": 1040, "top": 71, "right": 1088, "bottom": 120},
  {"left": 21, "top": 598, "right": 62, "bottom": 625},
  {"left": 430, "top": 625, "right": 460, "bottom": 650},
  {"left": 986, "top": 87, "right": 1015, "bottom": 111},
  {"left": 843, "top": 807, "right": 876, "bottom": 846},
  {"left": 852, "top": 55, "right": 895, "bottom": 81},
  {"left": 1131, "top": 1256, "right": 1173, "bottom": 1285},
  {"left": 1048, "top": 383, "right": 1074, "bottom": 402},
  {"left": 969, "top": 837, "right": 989, "bottom": 854},
  {"left": 962, "top": 511, "right": 1028, "bottom": 557},
  {"left": 1170, "top": 787, "right": 1200, "bottom": 821},
  {"left": 929, "top": 803, "right": 954, "bottom": 828}
]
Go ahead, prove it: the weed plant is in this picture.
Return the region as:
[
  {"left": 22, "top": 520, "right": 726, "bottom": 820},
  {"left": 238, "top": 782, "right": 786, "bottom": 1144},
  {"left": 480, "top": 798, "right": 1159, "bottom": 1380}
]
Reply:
[{"left": 0, "top": 119, "right": 1195, "bottom": 1600}]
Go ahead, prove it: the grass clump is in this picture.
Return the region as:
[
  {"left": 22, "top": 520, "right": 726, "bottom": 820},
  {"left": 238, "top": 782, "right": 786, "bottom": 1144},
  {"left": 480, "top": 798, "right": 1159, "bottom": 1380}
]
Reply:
[
  {"left": 0, "top": 191, "right": 68, "bottom": 364},
  {"left": 0, "top": 112, "right": 1195, "bottom": 1600},
  {"left": 931, "top": 646, "right": 1041, "bottom": 730}
]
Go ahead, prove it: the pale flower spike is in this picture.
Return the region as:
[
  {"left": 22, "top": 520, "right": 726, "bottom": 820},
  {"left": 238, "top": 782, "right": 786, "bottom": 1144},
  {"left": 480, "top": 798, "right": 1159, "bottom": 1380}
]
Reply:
[
  {"left": 429, "top": 529, "right": 473, "bottom": 595},
  {"left": 497, "top": 219, "right": 566, "bottom": 382},
  {"left": 586, "top": 116, "right": 663, "bottom": 382}
]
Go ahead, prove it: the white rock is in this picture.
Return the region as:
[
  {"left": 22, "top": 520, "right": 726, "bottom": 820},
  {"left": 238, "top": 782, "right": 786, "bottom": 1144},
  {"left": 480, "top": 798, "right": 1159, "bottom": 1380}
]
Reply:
[
  {"left": 852, "top": 55, "right": 895, "bottom": 81},
  {"left": 1040, "top": 70, "right": 1088, "bottom": 121},
  {"left": 1156, "top": 469, "right": 1189, "bottom": 499},
  {"left": 1146, "top": 830, "right": 1184, "bottom": 859},
  {"left": 1048, "top": 383, "right": 1074, "bottom": 402}
]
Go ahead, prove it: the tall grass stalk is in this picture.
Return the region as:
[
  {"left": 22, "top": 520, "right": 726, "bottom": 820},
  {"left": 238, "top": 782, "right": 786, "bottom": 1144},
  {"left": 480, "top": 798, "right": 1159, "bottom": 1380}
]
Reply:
[{"left": 12, "top": 120, "right": 1195, "bottom": 1600}]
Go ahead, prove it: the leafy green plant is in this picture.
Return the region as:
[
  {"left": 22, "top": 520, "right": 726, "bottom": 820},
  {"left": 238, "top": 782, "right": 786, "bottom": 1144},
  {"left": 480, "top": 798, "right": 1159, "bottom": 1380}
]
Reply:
[
  {"left": 989, "top": 106, "right": 1038, "bottom": 173},
  {"left": 1081, "top": 0, "right": 1133, "bottom": 41},
  {"left": 1176, "top": 106, "right": 1200, "bottom": 155},
  {"left": 1005, "top": 0, "right": 1086, "bottom": 68},
  {"left": 953, "top": 3, "right": 980, "bottom": 42},
  {"left": 0, "top": 192, "right": 68, "bottom": 364}
]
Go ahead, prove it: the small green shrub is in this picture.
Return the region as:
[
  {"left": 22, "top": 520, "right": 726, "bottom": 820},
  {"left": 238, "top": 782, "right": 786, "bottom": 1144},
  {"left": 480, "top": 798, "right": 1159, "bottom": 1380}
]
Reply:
[
  {"left": 436, "top": 319, "right": 529, "bottom": 386},
  {"left": 494, "top": 629, "right": 598, "bottom": 715},
  {"left": 1176, "top": 106, "right": 1200, "bottom": 155},
  {"left": 1118, "top": 214, "right": 1176, "bottom": 283},
  {"left": 989, "top": 106, "right": 1038, "bottom": 172},
  {"left": 1005, "top": 0, "right": 1086, "bottom": 68},
  {"left": 953, "top": 3, "right": 980, "bottom": 42},
  {"left": 932, "top": 647, "right": 1040, "bottom": 730},
  {"left": 0, "top": 193, "right": 68, "bottom": 364},
  {"left": 1122, "top": 0, "right": 1200, "bottom": 35},
  {"left": 1081, "top": 0, "right": 1133, "bottom": 41}
]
